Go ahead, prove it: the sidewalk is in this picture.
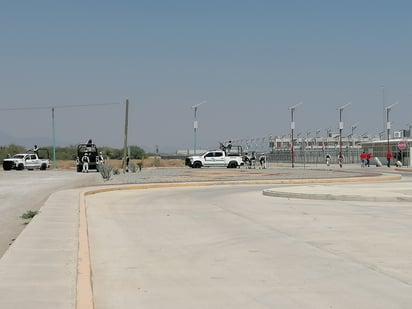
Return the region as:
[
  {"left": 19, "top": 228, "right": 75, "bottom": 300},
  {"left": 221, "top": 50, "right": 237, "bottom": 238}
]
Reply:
[
  {"left": 0, "top": 189, "right": 80, "bottom": 309},
  {"left": 0, "top": 166, "right": 408, "bottom": 308}
]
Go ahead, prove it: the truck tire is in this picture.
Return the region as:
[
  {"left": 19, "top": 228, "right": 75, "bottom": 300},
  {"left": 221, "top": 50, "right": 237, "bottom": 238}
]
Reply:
[
  {"left": 40, "top": 163, "right": 47, "bottom": 170},
  {"left": 192, "top": 161, "right": 202, "bottom": 168},
  {"left": 227, "top": 161, "right": 238, "bottom": 168},
  {"left": 2, "top": 162, "right": 12, "bottom": 171},
  {"left": 17, "top": 163, "right": 24, "bottom": 170}
]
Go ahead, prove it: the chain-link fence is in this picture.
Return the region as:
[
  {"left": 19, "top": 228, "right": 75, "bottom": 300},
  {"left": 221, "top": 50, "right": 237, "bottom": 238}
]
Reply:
[{"left": 266, "top": 148, "right": 363, "bottom": 166}]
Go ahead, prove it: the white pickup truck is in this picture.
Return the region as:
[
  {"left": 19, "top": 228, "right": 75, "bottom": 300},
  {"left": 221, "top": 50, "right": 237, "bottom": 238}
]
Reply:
[
  {"left": 185, "top": 149, "right": 244, "bottom": 168},
  {"left": 3, "top": 153, "right": 50, "bottom": 171}
]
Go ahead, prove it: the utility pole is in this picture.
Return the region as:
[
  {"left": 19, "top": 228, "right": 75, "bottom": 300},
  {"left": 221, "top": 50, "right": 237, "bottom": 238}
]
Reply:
[
  {"left": 52, "top": 107, "right": 56, "bottom": 169},
  {"left": 123, "top": 99, "right": 129, "bottom": 173}
]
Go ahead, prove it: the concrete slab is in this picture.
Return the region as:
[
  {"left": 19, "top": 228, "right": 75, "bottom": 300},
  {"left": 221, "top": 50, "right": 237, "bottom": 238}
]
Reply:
[
  {"left": 263, "top": 181, "right": 412, "bottom": 202},
  {"left": 0, "top": 189, "right": 81, "bottom": 309},
  {"left": 86, "top": 184, "right": 412, "bottom": 308}
]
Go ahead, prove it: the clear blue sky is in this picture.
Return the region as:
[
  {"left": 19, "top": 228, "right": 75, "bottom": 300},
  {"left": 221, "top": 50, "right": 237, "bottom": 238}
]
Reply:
[{"left": 1, "top": 1, "right": 411, "bottom": 152}]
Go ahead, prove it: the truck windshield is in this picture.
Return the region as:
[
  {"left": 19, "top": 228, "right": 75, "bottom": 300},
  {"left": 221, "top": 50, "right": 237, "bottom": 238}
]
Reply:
[{"left": 12, "top": 155, "right": 25, "bottom": 159}]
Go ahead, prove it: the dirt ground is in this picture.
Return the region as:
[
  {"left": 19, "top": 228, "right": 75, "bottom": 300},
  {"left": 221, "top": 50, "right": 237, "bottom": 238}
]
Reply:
[{"left": 56, "top": 157, "right": 185, "bottom": 170}]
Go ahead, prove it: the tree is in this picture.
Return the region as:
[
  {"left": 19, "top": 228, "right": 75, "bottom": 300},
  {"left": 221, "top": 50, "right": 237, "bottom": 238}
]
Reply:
[{"left": 129, "top": 145, "right": 145, "bottom": 159}]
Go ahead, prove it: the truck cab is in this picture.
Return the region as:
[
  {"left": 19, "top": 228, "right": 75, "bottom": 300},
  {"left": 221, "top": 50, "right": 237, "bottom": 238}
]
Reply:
[{"left": 204, "top": 150, "right": 226, "bottom": 166}]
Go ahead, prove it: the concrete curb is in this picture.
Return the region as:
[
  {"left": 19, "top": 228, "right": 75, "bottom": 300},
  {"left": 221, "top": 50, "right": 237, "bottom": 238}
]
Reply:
[
  {"left": 262, "top": 173, "right": 405, "bottom": 202},
  {"left": 262, "top": 188, "right": 412, "bottom": 202}
]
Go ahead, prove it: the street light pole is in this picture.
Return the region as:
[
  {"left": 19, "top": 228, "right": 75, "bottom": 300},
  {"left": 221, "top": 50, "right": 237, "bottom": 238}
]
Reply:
[
  {"left": 192, "top": 101, "right": 206, "bottom": 155},
  {"left": 350, "top": 122, "right": 359, "bottom": 148},
  {"left": 289, "top": 102, "right": 303, "bottom": 168},
  {"left": 338, "top": 102, "right": 351, "bottom": 168},
  {"left": 385, "top": 102, "right": 398, "bottom": 156}
]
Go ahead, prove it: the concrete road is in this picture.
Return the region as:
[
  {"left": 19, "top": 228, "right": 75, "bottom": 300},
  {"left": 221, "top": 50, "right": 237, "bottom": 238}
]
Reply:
[
  {"left": 0, "top": 170, "right": 100, "bottom": 257},
  {"left": 86, "top": 182, "right": 412, "bottom": 309}
]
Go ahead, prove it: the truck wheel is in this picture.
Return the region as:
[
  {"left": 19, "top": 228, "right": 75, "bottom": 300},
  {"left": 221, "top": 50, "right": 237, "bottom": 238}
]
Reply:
[
  {"left": 3, "top": 162, "right": 11, "bottom": 171},
  {"left": 17, "top": 163, "right": 24, "bottom": 170},
  {"left": 227, "top": 161, "right": 238, "bottom": 168},
  {"left": 193, "top": 161, "right": 202, "bottom": 168},
  {"left": 40, "top": 163, "right": 47, "bottom": 170}
]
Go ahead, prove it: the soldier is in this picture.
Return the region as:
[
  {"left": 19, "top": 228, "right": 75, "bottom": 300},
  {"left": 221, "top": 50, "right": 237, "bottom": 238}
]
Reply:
[
  {"left": 259, "top": 153, "right": 266, "bottom": 169},
  {"left": 325, "top": 153, "right": 331, "bottom": 167},
  {"left": 98, "top": 151, "right": 104, "bottom": 164},
  {"left": 82, "top": 153, "right": 90, "bottom": 173}
]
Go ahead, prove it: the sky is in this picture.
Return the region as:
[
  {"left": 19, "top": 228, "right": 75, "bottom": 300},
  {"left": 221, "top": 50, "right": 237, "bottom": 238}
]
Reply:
[{"left": 1, "top": 0, "right": 411, "bottom": 153}]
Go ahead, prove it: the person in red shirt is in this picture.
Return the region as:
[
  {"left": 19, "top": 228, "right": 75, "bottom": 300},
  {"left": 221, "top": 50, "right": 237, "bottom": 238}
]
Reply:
[
  {"left": 386, "top": 151, "right": 393, "bottom": 167},
  {"left": 360, "top": 151, "right": 367, "bottom": 167},
  {"left": 366, "top": 152, "right": 372, "bottom": 167}
]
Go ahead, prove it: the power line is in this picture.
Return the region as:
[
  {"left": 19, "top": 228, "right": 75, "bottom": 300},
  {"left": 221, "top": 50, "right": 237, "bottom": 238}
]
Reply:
[
  {"left": 0, "top": 102, "right": 121, "bottom": 111},
  {"left": 0, "top": 101, "right": 124, "bottom": 169}
]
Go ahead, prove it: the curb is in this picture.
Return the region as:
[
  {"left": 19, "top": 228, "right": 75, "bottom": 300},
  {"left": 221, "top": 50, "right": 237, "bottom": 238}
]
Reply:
[
  {"left": 262, "top": 188, "right": 412, "bottom": 202},
  {"left": 262, "top": 173, "right": 407, "bottom": 202}
]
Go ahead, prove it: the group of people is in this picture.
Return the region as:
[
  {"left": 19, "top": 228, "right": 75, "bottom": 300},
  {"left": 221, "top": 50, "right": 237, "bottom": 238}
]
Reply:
[
  {"left": 360, "top": 151, "right": 373, "bottom": 167},
  {"left": 360, "top": 150, "right": 403, "bottom": 168},
  {"left": 325, "top": 153, "right": 345, "bottom": 167},
  {"left": 80, "top": 151, "right": 105, "bottom": 173},
  {"left": 243, "top": 152, "right": 267, "bottom": 169},
  {"left": 386, "top": 150, "right": 403, "bottom": 167}
]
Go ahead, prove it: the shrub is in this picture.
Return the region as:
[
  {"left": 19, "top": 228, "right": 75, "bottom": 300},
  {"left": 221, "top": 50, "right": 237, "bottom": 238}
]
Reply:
[
  {"left": 98, "top": 163, "right": 115, "bottom": 181},
  {"left": 20, "top": 210, "right": 38, "bottom": 220}
]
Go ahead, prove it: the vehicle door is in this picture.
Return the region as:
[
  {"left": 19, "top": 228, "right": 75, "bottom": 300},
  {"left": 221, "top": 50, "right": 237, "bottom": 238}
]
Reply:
[
  {"left": 25, "top": 154, "right": 38, "bottom": 169},
  {"left": 203, "top": 152, "right": 215, "bottom": 167},
  {"left": 213, "top": 151, "right": 226, "bottom": 166}
]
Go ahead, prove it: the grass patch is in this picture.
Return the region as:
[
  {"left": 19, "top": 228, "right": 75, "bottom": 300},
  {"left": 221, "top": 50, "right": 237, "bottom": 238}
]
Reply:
[{"left": 20, "top": 210, "right": 39, "bottom": 220}]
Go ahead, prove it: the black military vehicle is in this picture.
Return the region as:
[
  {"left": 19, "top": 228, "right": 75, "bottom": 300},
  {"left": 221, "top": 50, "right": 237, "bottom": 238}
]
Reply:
[{"left": 76, "top": 141, "right": 100, "bottom": 172}]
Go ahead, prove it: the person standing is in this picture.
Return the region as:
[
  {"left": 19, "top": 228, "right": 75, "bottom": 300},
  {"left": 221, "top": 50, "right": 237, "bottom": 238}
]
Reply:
[
  {"left": 338, "top": 153, "right": 344, "bottom": 168},
  {"left": 126, "top": 155, "right": 130, "bottom": 172},
  {"left": 225, "top": 140, "right": 232, "bottom": 154},
  {"left": 82, "top": 153, "right": 90, "bottom": 173},
  {"left": 360, "top": 151, "right": 367, "bottom": 168},
  {"left": 366, "top": 152, "right": 372, "bottom": 167},
  {"left": 325, "top": 153, "right": 331, "bottom": 167},
  {"left": 259, "top": 153, "right": 266, "bottom": 169},
  {"left": 98, "top": 151, "right": 104, "bottom": 164},
  {"left": 386, "top": 150, "right": 393, "bottom": 167}
]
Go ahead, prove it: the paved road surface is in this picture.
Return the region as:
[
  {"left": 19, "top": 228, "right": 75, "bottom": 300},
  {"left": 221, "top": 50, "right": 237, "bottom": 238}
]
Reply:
[
  {"left": 86, "top": 181, "right": 412, "bottom": 309},
  {"left": 0, "top": 165, "right": 411, "bottom": 308}
]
